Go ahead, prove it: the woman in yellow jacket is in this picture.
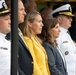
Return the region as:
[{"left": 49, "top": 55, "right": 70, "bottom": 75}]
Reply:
[{"left": 19, "top": 11, "right": 50, "bottom": 75}]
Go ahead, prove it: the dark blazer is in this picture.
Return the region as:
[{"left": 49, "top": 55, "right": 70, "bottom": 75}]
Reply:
[
  {"left": 42, "top": 42, "right": 68, "bottom": 75},
  {"left": 19, "top": 67, "right": 25, "bottom": 75},
  {"left": 18, "top": 36, "right": 33, "bottom": 75}
]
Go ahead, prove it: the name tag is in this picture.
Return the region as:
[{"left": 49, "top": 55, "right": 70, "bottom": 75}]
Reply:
[
  {"left": 0, "top": 47, "right": 8, "bottom": 50},
  {"left": 63, "top": 41, "right": 68, "bottom": 43}
]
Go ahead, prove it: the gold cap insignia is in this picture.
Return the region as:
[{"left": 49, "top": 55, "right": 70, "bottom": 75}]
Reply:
[{"left": 3, "top": 2, "right": 8, "bottom": 9}]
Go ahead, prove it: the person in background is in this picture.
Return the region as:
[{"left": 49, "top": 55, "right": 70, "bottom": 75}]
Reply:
[
  {"left": 20, "top": 0, "right": 37, "bottom": 30},
  {"left": 22, "top": 0, "right": 37, "bottom": 13},
  {"left": 39, "top": 18, "right": 68, "bottom": 75},
  {"left": 19, "top": 11, "right": 50, "bottom": 75},
  {"left": 51, "top": 4, "right": 76, "bottom": 75},
  {"left": 69, "top": 6, "right": 76, "bottom": 42},
  {"left": 18, "top": 0, "right": 34, "bottom": 75},
  {"left": 40, "top": 7, "right": 53, "bottom": 20},
  {"left": 0, "top": 0, "right": 11, "bottom": 75}
]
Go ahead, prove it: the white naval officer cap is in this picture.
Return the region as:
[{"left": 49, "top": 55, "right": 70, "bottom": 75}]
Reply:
[
  {"left": 51, "top": 4, "right": 74, "bottom": 17},
  {"left": 0, "top": 0, "right": 10, "bottom": 16}
]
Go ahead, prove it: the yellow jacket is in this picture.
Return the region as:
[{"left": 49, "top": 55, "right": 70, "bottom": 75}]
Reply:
[{"left": 24, "top": 36, "right": 50, "bottom": 75}]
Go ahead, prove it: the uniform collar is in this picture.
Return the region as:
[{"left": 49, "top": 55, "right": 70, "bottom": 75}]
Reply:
[
  {"left": 59, "top": 26, "right": 68, "bottom": 33},
  {"left": 0, "top": 33, "right": 6, "bottom": 39},
  {"left": 18, "top": 28, "right": 23, "bottom": 36}
]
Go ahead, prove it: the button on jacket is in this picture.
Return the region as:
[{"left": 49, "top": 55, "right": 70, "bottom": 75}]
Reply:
[{"left": 56, "top": 27, "right": 76, "bottom": 75}]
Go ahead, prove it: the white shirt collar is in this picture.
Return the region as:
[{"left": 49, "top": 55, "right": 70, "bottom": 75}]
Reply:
[
  {"left": 0, "top": 33, "right": 6, "bottom": 39},
  {"left": 59, "top": 26, "right": 68, "bottom": 33}
]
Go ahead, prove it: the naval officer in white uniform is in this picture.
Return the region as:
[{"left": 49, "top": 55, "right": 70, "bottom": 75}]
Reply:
[
  {"left": 51, "top": 4, "right": 76, "bottom": 75},
  {"left": 0, "top": 0, "right": 11, "bottom": 75}
]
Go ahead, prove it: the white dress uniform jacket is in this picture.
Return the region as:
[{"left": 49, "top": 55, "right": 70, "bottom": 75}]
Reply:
[
  {"left": 0, "top": 33, "right": 11, "bottom": 75},
  {"left": 56, "top": 27, "right": 76, "bottom": 75}
]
